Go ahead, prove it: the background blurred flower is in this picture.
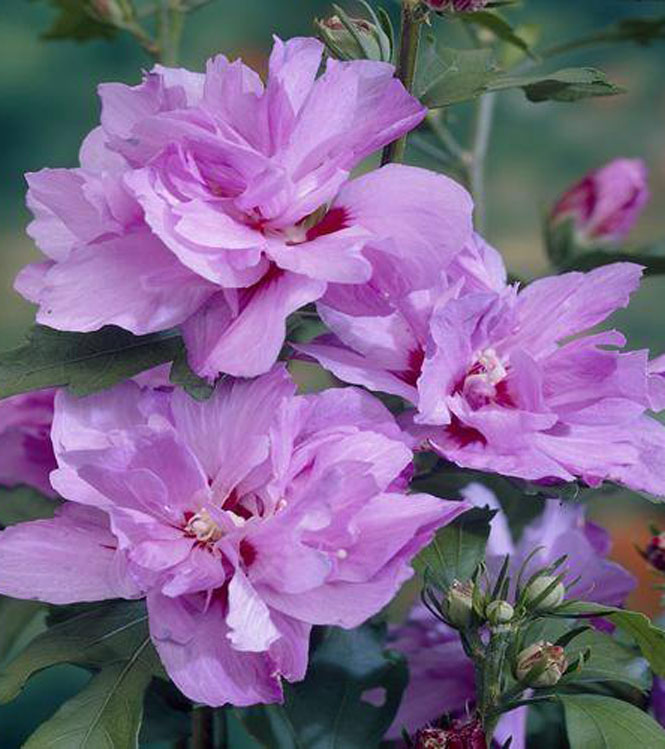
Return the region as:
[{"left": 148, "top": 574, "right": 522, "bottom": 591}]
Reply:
[
  {"left": 550, "top": 158, "right": 649, "bottom": 246},
  {"left": 0, "top": 390, "right": 56, "bottom": 497}
]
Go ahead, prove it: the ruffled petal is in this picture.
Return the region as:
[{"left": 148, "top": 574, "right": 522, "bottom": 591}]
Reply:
[{"left": 181, "top": 271, "right": 326, "bottom": 379}]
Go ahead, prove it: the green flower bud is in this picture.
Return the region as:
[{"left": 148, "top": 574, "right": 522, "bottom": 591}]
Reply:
[
  {"left": 443, "top": 580, "right": 475, "bottom": 629},
  {"left": 485, "top": 600, "right": 514, "bottom": 625},
  {"left": 524, "top": 575, "right": 565, "bottom": 611},
  {"left": 515, "top": 641, "right": 568, "bottom": 688},
  {"left": 86, "top": 0, "right": 127, "bottom": 25},
  {"left": 314, "top": 8, "right": 392, "bottom": 63}
]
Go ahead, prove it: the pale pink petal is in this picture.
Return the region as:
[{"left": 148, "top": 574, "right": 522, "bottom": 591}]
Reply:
[
  {"left": 170, "top": 365, "right": 295, "bottom": 489},
  {"left": 31, "top": 231, "right": 216, "bottom": 334},
  {"left": 0, "top": 505, "right": 137, "bottom": 604},
  {"left": 227, "top": 570, "right": 280, "bottom": 652},
  {"left": 334, "top": 165, "right": 473, "bottom": 295},
  {"left": 294, "top": 336, "right": 418, "bottom": 401},
  {"left": 513, "top": 263, "right": 643, "bottom": 355},
  {"left": 181, "top": 271, "right": 326, "bottom": 379},
  {"left": 148, "top": 594, "right": 284, "bottom": 707},
  {"left": 267, "top": 227, "right": 373, "bottom": 283}
]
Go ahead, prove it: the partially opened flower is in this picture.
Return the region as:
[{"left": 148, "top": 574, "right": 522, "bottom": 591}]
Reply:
[
  {"left": 299, "top": 250, "right": 665, "bottom": 496},
  {"left": 0, "top": 390, "right": 56, "bottom": 497},
  {"left": 0, "top": 367, "right": 466, "bottom": 706},
  {"left": 387, "top": 483, "right": 636, "bottom": 746},
  {"left": 17, "top": 36, "right": 472, "bottom": 380}
]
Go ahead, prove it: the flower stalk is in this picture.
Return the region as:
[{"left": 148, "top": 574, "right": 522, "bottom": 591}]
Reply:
[
  {"left": 381, "top": 0, "right": 425, "bottom": 165},
  {"left": 192, "top": 706, "right": 215, "bottom": 749}
]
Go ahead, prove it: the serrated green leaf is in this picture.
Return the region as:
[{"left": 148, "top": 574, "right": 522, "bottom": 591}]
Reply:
[
  {"left": 414, "top": 506, "right": 495, "bottom": 588},
  {"left": 491, "top": 67, "right": 625, "bottom": 102},
  {"left": 0, "top": 600, "right": 160, "bottom": 703},
  {"left": 169, "top": 349, "right": 215, "bottom": 401},
  {"left": 238, "top": 623, "right": 407, "bottom": 749},
  {"left": 560, "top": 694, "right": 665, "bottom": 748},
  {"left": 23, "top": 643, "right": 159, "bottom": 749},
  {"left": 420, "top": 42, "right": 622, "bottom": 108},
  {"left": 31, "top": 0, "right": 117, "bottom": 42},
  {"left": 0, "top": 486, "right": 58, "bottom": 528},
  {"left": 0, "top": 325, "right": 182, "bottom": 399},
  {"left": 552, "top": 602, "right": 665, "bottom": 677}
]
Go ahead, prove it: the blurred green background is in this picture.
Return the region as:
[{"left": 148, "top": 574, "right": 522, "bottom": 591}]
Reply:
[{"left": 0, "top": 0, "right": 664, "bottom": 744}]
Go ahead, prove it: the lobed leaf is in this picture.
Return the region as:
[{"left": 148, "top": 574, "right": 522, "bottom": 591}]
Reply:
[
  {"left": 491, "top": 67, "right": 625, "bottom": 102},
  {"left": 419, "top": 41, "right": 623, "bottom": 109},
  {"left": 23, "top": 644, "right": 160, "bottom": 748},
  {"left": 238, "top": 623, "right": 407, "bottom": 749},
  {"left": 0, "top": 325, "right": 182, "bottom": 399},
  {"left": 0, "top": 600, "right": 160, "bottom": 703}
]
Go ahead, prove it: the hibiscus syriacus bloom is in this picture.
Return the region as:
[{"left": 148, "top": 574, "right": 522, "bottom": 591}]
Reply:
[
  {"left": 17, "top": 36, "right": 473, "bottom": 380},
  {"left": 0, "top": 390, "right": 56, "bottom": 497},
  {"left": 388, "top": 484, "right": 636, "bottom": 746},
  {"left": 551, "top": 158, "right": 649, "bottom": 245},
  {"left": 0, "top": 367, "right": 466, "bottom": 705},
  {"left": 299, "top": 248, "right": 665, "bottom": 496}
]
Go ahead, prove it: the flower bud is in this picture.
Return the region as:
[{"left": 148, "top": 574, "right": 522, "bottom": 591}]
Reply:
[
  {"left": 443, "top": 580, "right": 475, "bottom": 629},
  {"left": 523, "top": 575, "right": 565, "bottom": 611},
  {"left": 423, "top": 0, "right": 490, "bottom": 13},
  {"left": 486, "top": 600, "right": 514, "bottom": 625},
  {"left": 645, "top": 532, "right": 665, "bottom": 572},
  {"left": 550, "top": 158, "right": 649, "bottom": 246},
  {"left": 86, "top": 0, "right": 127, "bottom": 25},
  {"left": 315, "top": 10, "right": 392, "bottom": 63},
  {"left": 516, "top": 641, "right": 568, "bottom": 687}
]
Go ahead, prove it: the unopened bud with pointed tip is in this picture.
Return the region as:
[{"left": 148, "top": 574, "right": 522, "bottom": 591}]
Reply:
[
  {"left": 524, "top": 575, "right": 565, "bottom": 611},
  {"left": 443, "top": 579, "right": 475, "bottom": 629},
  {"left": 86, "top": 0, "right": 127, "bottom": 24},
  {"left": 516, "top": 641, "right": 568, "bottom": 687},
  {"left": 486, "top": 599, "right": 514, "bottom": 625}
]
